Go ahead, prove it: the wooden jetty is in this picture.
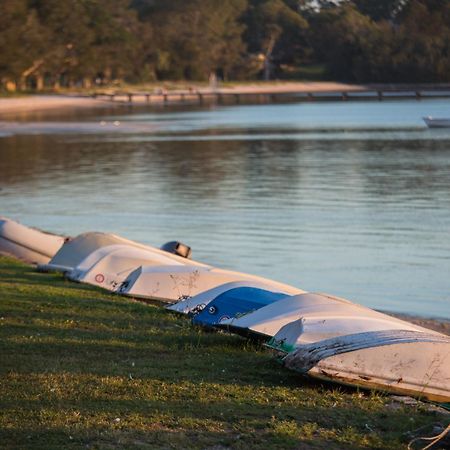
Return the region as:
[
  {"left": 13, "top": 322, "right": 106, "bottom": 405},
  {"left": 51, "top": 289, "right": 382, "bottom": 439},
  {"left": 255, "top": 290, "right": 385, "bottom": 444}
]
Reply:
[{"left": 92, "top": 84, "right": 450, "bottom": 106}]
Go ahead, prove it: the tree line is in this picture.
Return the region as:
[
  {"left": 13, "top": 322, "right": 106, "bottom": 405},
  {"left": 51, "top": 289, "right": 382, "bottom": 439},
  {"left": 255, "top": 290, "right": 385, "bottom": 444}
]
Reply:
[{"left": 1, "top": 0, "right": 449, "bottom": 90}]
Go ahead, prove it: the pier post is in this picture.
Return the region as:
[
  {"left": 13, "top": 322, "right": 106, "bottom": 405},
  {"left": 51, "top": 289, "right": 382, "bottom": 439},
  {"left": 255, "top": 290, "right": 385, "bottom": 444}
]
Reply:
[{"left": 377, "top": 91, "right": 383, "bottom": 101}]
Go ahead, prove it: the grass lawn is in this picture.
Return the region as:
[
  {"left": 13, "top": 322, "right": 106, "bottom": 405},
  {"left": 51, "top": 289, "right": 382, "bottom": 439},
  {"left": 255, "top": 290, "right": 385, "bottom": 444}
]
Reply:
[{"left": 0, "top": 255, "right": 448, "bottom": 449}]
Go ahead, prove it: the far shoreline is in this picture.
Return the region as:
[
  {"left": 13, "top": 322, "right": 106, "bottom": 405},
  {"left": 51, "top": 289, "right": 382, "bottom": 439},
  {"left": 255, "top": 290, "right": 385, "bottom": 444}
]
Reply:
[
  {"left": 0, "top": 94, "right": 114, "bottom": 117},
  {"left": 0, "top": 82, "right": 365, "bottom": 116},
  {"left": 2, "top": 81, "right": 443, "bottom": 117},
  {"left": 386, "top": 311, "right": 450, "bottom": 336}
]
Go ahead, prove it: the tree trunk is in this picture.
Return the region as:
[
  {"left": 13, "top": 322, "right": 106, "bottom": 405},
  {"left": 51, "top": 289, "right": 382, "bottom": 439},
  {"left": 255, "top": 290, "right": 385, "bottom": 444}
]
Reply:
[
  {"left": 263, "top": 58, "right": 271, "bottom": 81},
  {"left": 18, "top": 76, "right": 27, "bottom": 91},
  {"left": 263, "top": 31, "right": 279, "bottom": 81},
  {"left": 36, "top": 75, "right": 44, "bottom": 91},
  {"left": 82, "top": 77, "right": 92, "bottom": 89}
]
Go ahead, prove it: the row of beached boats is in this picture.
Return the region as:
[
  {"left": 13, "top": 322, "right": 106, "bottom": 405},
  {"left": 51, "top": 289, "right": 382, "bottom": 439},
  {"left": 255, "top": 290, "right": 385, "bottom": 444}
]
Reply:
[{"left": 1, "top": 216, "right": 449, "bottom": 405}]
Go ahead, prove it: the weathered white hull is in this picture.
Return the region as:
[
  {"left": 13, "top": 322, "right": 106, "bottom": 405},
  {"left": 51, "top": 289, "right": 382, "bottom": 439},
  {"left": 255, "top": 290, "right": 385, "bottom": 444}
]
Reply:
[
  {"left": 38, "top": 232, "right": 207, "bottom": 273},
  {"left": 67, "top": 244, "right": 197, "bottom": 291},
  {"left": 119, "top": 265, "right": 303, "bottom": 303},
  {"left": 220, "top": 291, "right": 450, "bottom": 401},
  {"left": 423, "top": 116, "right": 450, "bottom": 128},
  {"left": 220, "top": 292, "right": 432, "bottom": 345},
  {"left": 0, "top": 217, "right": 65, "bottom": 264},
  {"left": 284, "top": 330, "right": 450, "bottom": 402}
]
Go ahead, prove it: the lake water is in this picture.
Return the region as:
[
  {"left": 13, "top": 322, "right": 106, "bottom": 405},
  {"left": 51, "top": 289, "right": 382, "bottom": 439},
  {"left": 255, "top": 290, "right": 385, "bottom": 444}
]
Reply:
[{"left": 1, "top": 99, "right": 449, "bottom": 318}]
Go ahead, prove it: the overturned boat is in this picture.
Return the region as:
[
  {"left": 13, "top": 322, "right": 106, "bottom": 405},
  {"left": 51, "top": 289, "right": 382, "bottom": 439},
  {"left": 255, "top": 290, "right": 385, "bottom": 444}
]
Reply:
[
  {"left": 283, "top": 329, "right": 450, "bottom": 402},
  {"left": 167, "top": 280, "right": 302, "bottom": 315},
  {"left": 192, "top": 287, "right": 292, "bottom": 327},
  {"left": 219, "top": 292, "right": 450, "bottom": 401},
  {"left": 38, "top": 231, "right": 197, "bottom": 273},
  {"left": 119, "top": 265, "right": 303, "bottom": 303},
  {"left": 67, "top": 243, "right": 206, "bottom": 291},
  {"left": 0, "top": 217, "right": 65, "bottom": 264}
]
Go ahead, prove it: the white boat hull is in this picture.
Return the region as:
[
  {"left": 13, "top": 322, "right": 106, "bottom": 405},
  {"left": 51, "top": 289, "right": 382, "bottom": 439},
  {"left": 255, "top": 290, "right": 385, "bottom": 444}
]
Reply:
[
  {"left": 220, "top": 292, "right": 432, "bottom": 344},
  {"left": 119, "top": 265, "right": 303, "bottom": 303},
  {"left": 68, "top": 244, "right": 191, "bottom": 291},
  {"left": 0, "top": 217, "right": 65, "bottom": 264},
  {"left": 423, "top": 116, "right": 450, "bottom": 128},
  {"left": 38, "top": 232, "right": 208, "bottom": 273},
  {"left": 284, "top": 330, "right": 450, "bottom": 402}
]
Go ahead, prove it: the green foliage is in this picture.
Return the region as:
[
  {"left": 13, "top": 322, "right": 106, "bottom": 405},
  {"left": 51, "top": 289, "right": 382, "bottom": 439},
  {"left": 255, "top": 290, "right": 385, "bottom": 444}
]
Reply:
[
  {"left": 244, "top": 0, "right": 308, "bottom": 79},
  {"left": 0, "top": 1, "right": 49, "bottom": 83},
  {"left": 309, "top": 0, "right": 450, "bottom": 82},
  {"left": 352, "top": 0, "right": 408, "bottom": 21},
  {"left": 140, "top": 0, "right": 248, "bottom": 80},
  {"left": 0, "top": 0, "right": 449, "bottom": 87}
]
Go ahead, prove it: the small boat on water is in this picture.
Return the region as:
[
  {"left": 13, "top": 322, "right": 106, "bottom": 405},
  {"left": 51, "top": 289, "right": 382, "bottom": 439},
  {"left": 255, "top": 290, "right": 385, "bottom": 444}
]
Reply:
[
  {"left": 0, "top": 217, "right": 65, "bottom": 264},
  {"left": 423, "top": 116, "right": 450, "bottom": 128}
]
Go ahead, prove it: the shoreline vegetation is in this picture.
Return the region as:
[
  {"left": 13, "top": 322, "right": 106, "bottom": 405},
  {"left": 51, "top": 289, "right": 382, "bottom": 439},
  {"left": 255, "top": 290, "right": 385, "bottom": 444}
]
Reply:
[
  {"left": 1, "top": 1, "right": 450, "bottom": 93},
  {"left": 0, "top": 254, "right": 448, "bottom": 449}
]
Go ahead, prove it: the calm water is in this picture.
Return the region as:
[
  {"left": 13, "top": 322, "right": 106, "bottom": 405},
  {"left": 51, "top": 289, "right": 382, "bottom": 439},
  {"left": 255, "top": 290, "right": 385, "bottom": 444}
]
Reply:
[{"left": 1, "top": 99, "right": 450, "bottom": 318}]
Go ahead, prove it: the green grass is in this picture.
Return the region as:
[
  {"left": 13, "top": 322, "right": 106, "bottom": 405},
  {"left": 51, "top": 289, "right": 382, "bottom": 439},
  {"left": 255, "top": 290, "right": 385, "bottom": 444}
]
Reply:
[{"left": 0, "top": 255, "right": 447, "bottom": 449}]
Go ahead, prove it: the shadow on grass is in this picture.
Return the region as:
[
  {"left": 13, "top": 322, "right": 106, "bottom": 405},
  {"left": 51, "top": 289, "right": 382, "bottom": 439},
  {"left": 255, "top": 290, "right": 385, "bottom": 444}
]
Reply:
[
  {"left": 0, "top": 334, "right": 307, "bottom": 385},
  {"left": 0, "top": 404, "right": 401, "bottom": 450}
]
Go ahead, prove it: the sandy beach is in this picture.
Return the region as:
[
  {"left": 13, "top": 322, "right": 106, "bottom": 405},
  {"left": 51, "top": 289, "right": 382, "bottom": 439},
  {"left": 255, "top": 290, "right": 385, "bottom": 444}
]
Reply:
[
  {"left": 214, "top": 81, "right": 366, "bottom": 94},
  {"left": 0, "top": 94, "right": 110, "bottom": 115},
  {"left": 0, "top": 82, "right": 366, "bottom": 116}
]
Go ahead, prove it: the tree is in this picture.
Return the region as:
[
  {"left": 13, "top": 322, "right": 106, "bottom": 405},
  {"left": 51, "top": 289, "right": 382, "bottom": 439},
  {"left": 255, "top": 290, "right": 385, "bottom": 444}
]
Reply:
[
  {"left": 352, "top": 0, "right": 409, "bottom": 21},
  {"left": 0, "top": 0, "right": 49, "bottom": 89},
  {"left": 135, "top": 0, "right": 248, "bottom": 80},
  {"left": 244, "top": 0, "right": 308, "bottom": 79},
  {"left": 390, "top": 0, "right": 450, "bottom": 82},
  {"left": 29, "top": 0, "right": 142, "bottom": 87},
  {"left": 310, "top": 4, "right": 378, "bottom": 81}
]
